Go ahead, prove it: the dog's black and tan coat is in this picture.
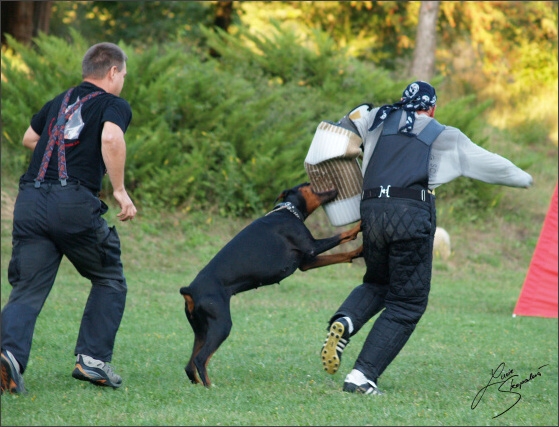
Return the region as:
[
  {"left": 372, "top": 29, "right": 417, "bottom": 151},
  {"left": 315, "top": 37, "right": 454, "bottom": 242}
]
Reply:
[{"left": 180, "top": 183, "right": 362, "bottom": 387}]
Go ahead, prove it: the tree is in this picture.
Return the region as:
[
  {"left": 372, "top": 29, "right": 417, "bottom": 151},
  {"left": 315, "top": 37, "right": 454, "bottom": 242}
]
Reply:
[
  {"left": 1, "top": 1, "right": 52, "bottom": 46},
  {"left": 410, "top": 1, "right": 440, "bottom": 82},
  {"left": 45, "top": 2, "right": 233, "bottom": 51},
  {"left": 210, "top": 0, "right": 234, "bottom": 58}
]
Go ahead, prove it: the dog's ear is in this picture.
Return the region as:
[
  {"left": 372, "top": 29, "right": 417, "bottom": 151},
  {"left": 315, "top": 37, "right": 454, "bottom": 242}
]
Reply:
[{"left": 274, "top": 189, "right": 288, "bottom": 204}]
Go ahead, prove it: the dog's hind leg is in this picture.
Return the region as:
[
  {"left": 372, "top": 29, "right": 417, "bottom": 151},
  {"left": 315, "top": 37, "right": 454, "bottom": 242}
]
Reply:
[{"left": 193, "top": 301, "right": 233, "bottom": 388}]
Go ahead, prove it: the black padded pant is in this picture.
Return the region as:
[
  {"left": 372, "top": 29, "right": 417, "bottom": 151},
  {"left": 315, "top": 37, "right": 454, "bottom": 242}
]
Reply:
[{"left": 330, "top": 197, "right": 436, "bottom": 383}]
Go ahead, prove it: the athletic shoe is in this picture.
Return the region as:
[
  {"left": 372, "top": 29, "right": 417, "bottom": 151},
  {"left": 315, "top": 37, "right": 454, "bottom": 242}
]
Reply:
[
  {"left": 72, "top": 354, "right": 122, "bottom": 389},
  {"left": 1, "top": 350, "right": 27, "bottom": 394},
  {"left": 343, "top": 370, "right": 384, "bottom": 395},
  {"left": 321, "top": 318, "right": 350, "bottom": 374}
]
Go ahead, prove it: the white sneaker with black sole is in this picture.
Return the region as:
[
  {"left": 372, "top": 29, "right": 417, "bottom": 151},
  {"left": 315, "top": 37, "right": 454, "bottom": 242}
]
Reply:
[{"left": 343, "top": 369, "right": 384, "bottom": 395}]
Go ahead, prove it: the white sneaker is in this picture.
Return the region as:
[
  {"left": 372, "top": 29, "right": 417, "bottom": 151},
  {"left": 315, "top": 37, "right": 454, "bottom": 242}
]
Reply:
[{"left": 342, "top": 369, "right": 383, "bottom": 395}]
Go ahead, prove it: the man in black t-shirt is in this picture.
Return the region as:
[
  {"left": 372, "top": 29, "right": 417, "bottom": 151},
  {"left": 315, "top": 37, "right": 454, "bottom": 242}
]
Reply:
[{"left": 1, "top": 42, "right": 136, "bottom": 394}]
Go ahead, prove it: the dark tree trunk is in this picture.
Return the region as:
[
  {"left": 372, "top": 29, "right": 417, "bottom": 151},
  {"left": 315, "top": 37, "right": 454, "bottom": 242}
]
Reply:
[
  {"left": 209, "top": 1, "right": 234, "bottom": 58},
  {"left": 33, "top": 1, "right": 52, "bottom": 37},
  {"left": 1, "top": 1, "right": 52, "bottom": 46}
]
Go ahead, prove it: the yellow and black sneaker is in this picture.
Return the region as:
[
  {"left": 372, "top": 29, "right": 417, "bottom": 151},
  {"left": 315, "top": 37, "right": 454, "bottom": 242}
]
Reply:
[
  {"left": 321, "top": 318, "right": 350, "bottom": 375},
  {"left": 1, "top": 350, "right": 27, "bottom": 394},
  {"left": 72, "top": 354, "right": 122, "bottom": 389}
]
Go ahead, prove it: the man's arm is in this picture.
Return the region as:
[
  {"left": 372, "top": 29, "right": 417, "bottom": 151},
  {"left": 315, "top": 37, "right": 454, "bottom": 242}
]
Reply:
[
  {"left": 22, "top": 126, "right": 40, "bottom": 151},
  {"left": 456, "top": 130, "right": 533, "bottom": 189},
  {"left": 101, "top": 121, "right": 137, "bottom": 221}
]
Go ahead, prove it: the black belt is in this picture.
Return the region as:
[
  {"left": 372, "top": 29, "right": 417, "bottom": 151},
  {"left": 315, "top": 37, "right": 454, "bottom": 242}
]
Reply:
[
  {"left": 362, "top": 186, "right": 432, "bottom": 202},
  {"left": 21, "top": 179, "right": 96, "bottom": 194}
]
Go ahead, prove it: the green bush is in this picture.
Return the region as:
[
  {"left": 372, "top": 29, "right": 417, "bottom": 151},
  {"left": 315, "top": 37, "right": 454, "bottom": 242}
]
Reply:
[
  {"left": 1, "top": 31, "right": 87, "bottom": 175},
  {"left": 1, "top": 26, "right": 521, "bottom": 219}
]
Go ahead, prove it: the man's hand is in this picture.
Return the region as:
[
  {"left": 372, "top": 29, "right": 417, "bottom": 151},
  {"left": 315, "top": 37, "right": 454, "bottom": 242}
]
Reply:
[{"left": 113, "top": 188, "right": 137, "bottom": 221}]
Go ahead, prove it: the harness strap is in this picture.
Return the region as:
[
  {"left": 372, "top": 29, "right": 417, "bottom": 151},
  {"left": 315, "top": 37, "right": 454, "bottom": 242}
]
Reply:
[
  {"left": 416, "top": 119, "right": 445, "bottom": 145},
  {"left": 35, "top": 88, "right": 103, "bottom": 187},
  {"left": 381, "top": 110, "right": 444, "bottom": 145},
  {"left": 381, "top": 110, "right": 402, "bottom": 135}
]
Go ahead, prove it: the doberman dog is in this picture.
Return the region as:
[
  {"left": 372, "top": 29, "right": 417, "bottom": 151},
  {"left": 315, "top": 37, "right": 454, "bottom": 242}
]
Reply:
[{"left": 180, "top": 182, "right": 363, "bottom": 387}]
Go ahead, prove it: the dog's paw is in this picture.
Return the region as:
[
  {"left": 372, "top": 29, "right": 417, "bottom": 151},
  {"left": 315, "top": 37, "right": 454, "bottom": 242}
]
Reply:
[{"left": 351, "top": 245, "right": 364, "bottom": 260}]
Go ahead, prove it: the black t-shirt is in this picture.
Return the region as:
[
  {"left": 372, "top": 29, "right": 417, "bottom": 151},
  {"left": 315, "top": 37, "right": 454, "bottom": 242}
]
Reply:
[{"left": 22, "top": 81, "right": 132, "bottom": 192}]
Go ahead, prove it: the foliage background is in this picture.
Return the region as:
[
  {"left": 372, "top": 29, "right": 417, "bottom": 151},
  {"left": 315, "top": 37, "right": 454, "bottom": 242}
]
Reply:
[{"left": 1, "top": 1, "right": 557, "bottom": 218}]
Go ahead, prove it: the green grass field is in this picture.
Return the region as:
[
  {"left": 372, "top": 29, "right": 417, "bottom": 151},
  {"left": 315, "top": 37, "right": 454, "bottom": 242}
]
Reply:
[{"left": 1, "top": 148, "right": 557, "bottom": 426}]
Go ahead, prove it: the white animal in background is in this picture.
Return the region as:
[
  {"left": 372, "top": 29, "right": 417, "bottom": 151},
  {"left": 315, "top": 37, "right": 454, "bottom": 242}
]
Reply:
[{"left": 434, "top": 227, "right": 451, "bottom": 260}]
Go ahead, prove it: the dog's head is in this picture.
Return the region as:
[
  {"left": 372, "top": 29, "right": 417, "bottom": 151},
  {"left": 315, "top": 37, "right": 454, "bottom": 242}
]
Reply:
[{"left": 274, "top": 182, "right": 337, "bottom": 218}]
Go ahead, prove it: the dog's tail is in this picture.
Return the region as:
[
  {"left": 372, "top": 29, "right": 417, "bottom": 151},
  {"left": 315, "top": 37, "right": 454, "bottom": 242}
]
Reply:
[{"left": 180, "top": 286, "right": 195, "bottom": 316}]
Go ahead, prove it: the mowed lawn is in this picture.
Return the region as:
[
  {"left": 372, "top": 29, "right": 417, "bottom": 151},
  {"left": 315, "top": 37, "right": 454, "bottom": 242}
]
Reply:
[{"left": 1, "top": 173, "right": 557, "bottom": 426}]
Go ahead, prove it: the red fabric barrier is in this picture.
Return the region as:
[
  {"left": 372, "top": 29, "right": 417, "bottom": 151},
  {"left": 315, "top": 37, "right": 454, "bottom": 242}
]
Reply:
[{"left": 513, "top": 183, "right": 558, "bottom": 318}]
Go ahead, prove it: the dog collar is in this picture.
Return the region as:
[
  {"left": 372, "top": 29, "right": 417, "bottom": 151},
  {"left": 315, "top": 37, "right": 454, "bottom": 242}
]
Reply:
[{"left": 267, "top": 202, "right": 304, "bottom": 221}]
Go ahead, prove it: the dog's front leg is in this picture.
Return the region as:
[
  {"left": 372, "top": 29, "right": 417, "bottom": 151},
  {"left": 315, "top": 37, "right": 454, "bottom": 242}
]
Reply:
[
  {"left": 301, "top": 220, "right": 362, "bottom": 257},
  {"left": 299, "top": 245, "right": 363, "bottom": 271},
  {"left": 337, "top": 220, "right": 362, "bottom": 244},
  {"left": 304, "top": 220, "right": 362, "bottom": 256}
]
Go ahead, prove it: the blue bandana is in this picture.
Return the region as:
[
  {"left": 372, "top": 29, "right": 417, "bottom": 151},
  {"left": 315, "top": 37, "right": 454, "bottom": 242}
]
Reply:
[{"left": 369, "top": 81, "right": 437, "bottom": 133}]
